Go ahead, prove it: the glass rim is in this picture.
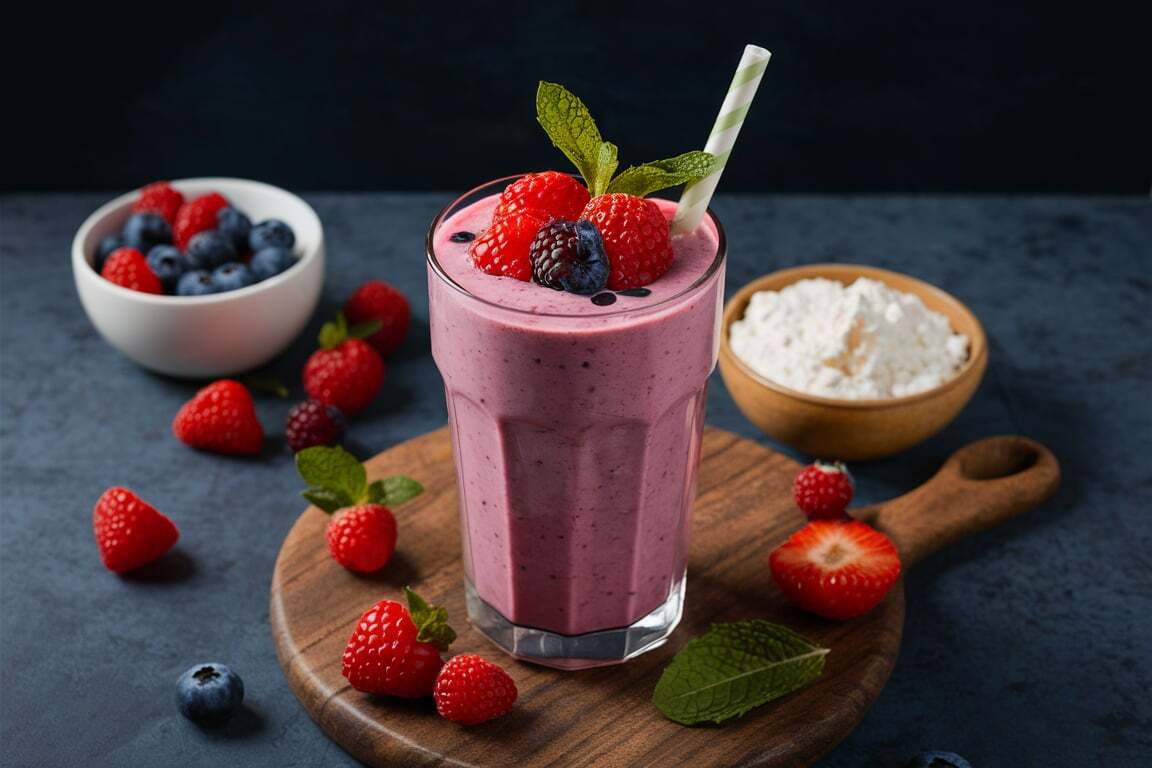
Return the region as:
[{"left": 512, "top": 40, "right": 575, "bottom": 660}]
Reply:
[{"left": 425, "top": 174, "right": 727, "bottom": 320}]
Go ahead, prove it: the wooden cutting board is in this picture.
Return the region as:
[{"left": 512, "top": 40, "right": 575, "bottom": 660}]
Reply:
[{"left": 270, "top": 426, "right": 1058, "bottom": 768}]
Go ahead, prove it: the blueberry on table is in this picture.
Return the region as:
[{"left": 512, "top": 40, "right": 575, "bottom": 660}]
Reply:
[
  {"left": 176, "top": 663, "right": 244, "bottom": 726},
  {"left": 94, "top": 234, "right": 124, "bottom": 272},
  {"left": 249, "top": 247, "right": 295, "bottom": 281},
  {"left": 906, "top": 752, "right": 972, "bottom": 768},
  {"left": 212, "top": 262, "right": 254, "bottom": 292},
  {"left": 215, "top": 206, "right": 253, "bottom": 252},
  {"left": 146, "top": 245, "right": 185, "bottom": 292},
  {"left": 185, "top": 230, "right": 236, "bottom": 270},
  {"left": 176, "top": 270, "right": 217, "bottom": 296},
  {"left": 121, "top": 212, "right": 172, "bottom": 253},
  {"left": 249, "top": 219, "right": 295, "bottom": 251}
]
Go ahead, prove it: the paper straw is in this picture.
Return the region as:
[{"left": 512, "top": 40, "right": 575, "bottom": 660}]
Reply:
[{"left": 671, "top": 44, "right": 771, "bottom": 236}]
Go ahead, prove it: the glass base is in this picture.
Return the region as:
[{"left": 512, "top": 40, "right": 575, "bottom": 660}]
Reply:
[{"left": 464, "top": 575, "right": 686, "bottom": 670}]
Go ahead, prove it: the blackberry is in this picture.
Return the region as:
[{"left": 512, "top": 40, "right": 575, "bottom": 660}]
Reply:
[{"left": 528, "top": 220, "right": 609, "bottom": 295}]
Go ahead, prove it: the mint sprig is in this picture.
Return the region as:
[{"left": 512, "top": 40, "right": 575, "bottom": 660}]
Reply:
[
  {"left": 652, "top": 620, "right": 828, "bottom": 725},
  {"left": 318, "top": 312, "right": 383, "bottom": 350},
  {"left": 295, "top": 446, "right": 424, "bottom": 513},
  {"left": 536, "top": 82, "right": 715, "bottom": 199},
  {"left": 404, "top": 587, "right": 457, "bottom": 651}
]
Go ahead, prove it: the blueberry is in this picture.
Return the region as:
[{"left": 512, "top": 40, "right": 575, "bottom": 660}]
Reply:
[
  {"left": 122, "top": 212, "right": 172, "bottom": 253},
  {"left": 216, "top": 207, "right": 252, "bottom": 252},
  {"left": 212, "top": 262, "right": 254, "bottom": 292},
  {"left": 906, "top": 752, "right": 972, "bottom": 768},
  {"left": 249, "top": 247, "right": 295, "bottom": 281},
  {"left": 185, "top": 230, "right": 236, "bottom": 270},
  {"left": 249, "top": 219, "right": 295, "bottom": 252},
  {"left": 176, "top": 663, "right": 244, "bottom": 726},
  {"left": 450, "top": 231, "right": 475, "bottom": 243},
  {"left": 176, "top": 270, "right": 217, "bottom": 296},
  {"left": 94, "top": 234, "right": 124, "bottom": 272},
  {"left": 591, "top": 291, "right": 617, "bottom": 306},
  {"left": 529, "top": 220, "right": 610, "bottom": 295},
  {"left": 146, "top": 245, "right": 185, "bottom": 292}
]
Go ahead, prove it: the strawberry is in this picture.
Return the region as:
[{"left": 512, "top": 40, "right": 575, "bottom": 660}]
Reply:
[
  {"left": 342, "top": 280, "right": 411, "bottom": 356},
  {"left": 434, "top": 653, "right": 518, "bottom": 725},
  {"left": 793, "top": 461, "right": 855, "bottom": 520},
  {"left": 132, "top": 181, "right": 185, "bottom": 225},
  {"left": 294, "top": 444, "right": 424, "bottom": 573},
  {"left": 580, "top": 193, "right": 673, "bottom": 290},
  {"left": 303, "top": 313, "right": 385, "bottom": 416},
  {"left": 492, "top": 171, "right": 589, "bottom": 222},
  {"left": 342, "top": 589, "right": 455, "bottom": 698},
  {"left": 467, "top": 208, "right": 551, "bottom": 281},
  {"left": 172, "top": 380, "right": 264, "bottom": 455},
  {"left": 101, "top": 247, "right": 163, "bottom": 294},
  {"left": 769, "top": 520, "right": 902, "bottom": 620},
  {"left": 93, "top": 487, "right": 179, "bottom": 573},
  {"left": 173, "top": 192, "right": 229, "bottom": 250}
]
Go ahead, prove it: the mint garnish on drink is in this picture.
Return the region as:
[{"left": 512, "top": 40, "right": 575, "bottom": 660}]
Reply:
[
  {"left": 295, "top": 445, "right": 423, "bottom": 513},
  {"left": 652, "top": 620, "right": 828, "bottom": 725}
]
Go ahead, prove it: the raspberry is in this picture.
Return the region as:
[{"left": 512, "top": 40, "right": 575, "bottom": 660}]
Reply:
[
  {"left": 343, "top": 281, "right": 412, "bottom": 356},
  {"left": 132, "top": 181, "right": 185, "bottom": 225},
  {"left": 285, "top": 400, "right": 346, "bottom": 453},
  {"left": 528, "top": 219, "right": 609, "bottom": 294},
  {"left": 93, "top": 487, "right": 179, "bottom": 574},
  {"left": 173, "top": 192, "right": 229, "bottom": 250},
  {"left": 304, "top": 338, "right": 384, "bottom": 416},
  {"left": 325, "top": 504, "right": 397, "bottom": 573},
  {"left": 580, "top": 193, "right": 673, "bottom": 290},
  {"left": 492, "top": 171, "right": 589, "bottom": 221},
  {"left": 172, "top": 380, "right": 264, "bottom": 455},
  {"left": 793, "top": 461, "right": 855, "bottom": 520},
  {"left": 101, "top": 247, "right": 163, "bottom": 294},
  {"left": 467, "top": 209, "right": 550, "bottom": 281},
  {"left": 342, "top": 592, "right": 453, "bottom": 698},
  {"left": 433, "top": 654, "right": 518, "bottom": 725}
]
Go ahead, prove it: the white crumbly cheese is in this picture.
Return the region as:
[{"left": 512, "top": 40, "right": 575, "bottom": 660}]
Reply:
[{"left": 729, "top": 277, "right": 970, "bottom": 400}]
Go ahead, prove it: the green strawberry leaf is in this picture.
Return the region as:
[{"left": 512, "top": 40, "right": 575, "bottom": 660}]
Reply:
[
  {"left": 302, "top": 488, "right": 348, "bottom": 514},
  {"left": 606, "top": 151, "right": 719, "bottom": 198},
  {"left": 348, "top": 318, "right": 383, "bottom": 340},
  {"left": 405, "top": 587, "right": 457, "bottom": 652},
  {"left": 536, "top": 82, "right": 605, "bottom": 195},
  {"left": 652, "top": 620, "right": 828, "bottom": 725},
  {"left": 295, "top": 446, "right": 368, "bottom": 511},
  {"left": 318, "top": 312, "right": 350, "bottom": 350}
]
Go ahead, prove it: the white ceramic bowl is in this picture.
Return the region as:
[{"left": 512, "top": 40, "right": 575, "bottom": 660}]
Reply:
[{"left": 73, "top": 177, "right": 324, "bottom": 378}]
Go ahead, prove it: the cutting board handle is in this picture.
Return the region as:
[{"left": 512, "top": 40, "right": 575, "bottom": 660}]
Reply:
[{"left": 855, "top": 435, "right": 1060, "bottom": 567}]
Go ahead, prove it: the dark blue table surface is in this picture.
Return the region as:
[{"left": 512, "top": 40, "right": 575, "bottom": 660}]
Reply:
[{"left": 1, "top": 193, "right": 1149, "bottom": 767}]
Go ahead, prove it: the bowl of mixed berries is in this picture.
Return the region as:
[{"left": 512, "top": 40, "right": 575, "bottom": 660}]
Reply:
[{"left": 72, "top": 177, "right": 324, "bottom": 377}]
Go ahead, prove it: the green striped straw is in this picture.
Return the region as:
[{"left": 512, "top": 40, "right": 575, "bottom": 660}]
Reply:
[{"left": 671, "top": 44, "right": 771, "bottom": 236}]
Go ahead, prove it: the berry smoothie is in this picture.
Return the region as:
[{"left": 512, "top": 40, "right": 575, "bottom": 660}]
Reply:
[{"left": 428, "top": 178, "right": 725, "bottom": 667}]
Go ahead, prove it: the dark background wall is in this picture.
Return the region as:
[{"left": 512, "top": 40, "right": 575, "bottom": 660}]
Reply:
[{"left": 3, "top": 0, "right": 1148, "bottom": 193}]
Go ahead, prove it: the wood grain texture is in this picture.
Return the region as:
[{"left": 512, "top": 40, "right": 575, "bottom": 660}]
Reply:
[{"left": 270, "top": 427, "right": 1058, "bottom": 768}]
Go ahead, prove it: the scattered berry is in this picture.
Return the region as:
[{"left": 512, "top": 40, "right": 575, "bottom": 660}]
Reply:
[
  {"left": 146, "top": 245, "right": 185, "bottom": 291},
  {"left": 529, "top": 219, "right": 610, "bottom": 294},
  {"left": 434, "top": 654, "right": 518, "bottom": 725},
  {"left": 285, "top": 400, "right": 345, "bottom": 452},
  {"left": 122, "top": 212, "right": 173, "bottom": 254},
  {"left": 449, "top": 231, "right": 475, "bottom": 243},
  {"left": 468, "top": 209, "right": 550, "bottom": 281},
  {"left": 249, "top": 247, "right": 295, "bottom": 281},
  {"left": 249, "top": 219, "right": 295, "bottom": 252},
  {"left": 343, "top": 280, "right": 412, "bottom": 356},
  {"left": 173, "top": 192, "right": 229, "bottom": 249},
  {"left": 492, "top": 171, "right": 589, "bottom": 222},
  {"left": 769, "top": 520, "right": 902, "bottom": 620},
  {"left": 102, "top": 247, "right": 163, "bottom": 294},
  {"left": 133, "top": 181, "right": 185, "bottom": 225},
  {"left": 793, "top": 461, "right": 855, "bottom": 520},
  {"left": 325, "top": 504, "right": 397, "bottom": 573},
  {"left": 176, "top": 663, "right": 244, "bottom": 726},
  {"left": 212, "top": 262, "right": 254, "bottom": 292},
  {"left": 172, "top": 379, "right": 264, "bottom": 455},
  {"left": 215, "top": 206, "right": 252, "bottom": 252},
  {"left": 95, "top": 234, "right": 125, "bottom": 272},
  {"left": 580, "top": 193, "right": 672, "bottom": 290},
  {"left": 93, "top": 487, "right": 179, "bottom": 574},
  {"left": 185, "top": 230, "right": 236, "bottom": 271},
  {"left": 906, "top": 752, "right": 972, "bottom": 768},
  {"left": 304, "top": 314, "right": 385, "bottom": 416},
  {"left": 177, "top": 270, "right": 217, "bottom": 296},
  {"left": 342, "top": 590, "right": 454, "bottom": 698}
]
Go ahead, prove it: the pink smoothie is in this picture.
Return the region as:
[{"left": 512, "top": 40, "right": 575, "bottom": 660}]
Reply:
[{"left": 428, "top": 190, "right": 724, "bottom": 636}]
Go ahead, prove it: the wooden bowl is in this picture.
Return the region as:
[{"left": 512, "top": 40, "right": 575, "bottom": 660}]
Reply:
[{"left": 718, "top": 264, "right": 988, "bottom": 460}]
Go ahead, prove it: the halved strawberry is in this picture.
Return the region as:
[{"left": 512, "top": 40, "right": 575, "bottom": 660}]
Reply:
[{"left": 769, "top": 520, "right": 901, "bottom": 620}]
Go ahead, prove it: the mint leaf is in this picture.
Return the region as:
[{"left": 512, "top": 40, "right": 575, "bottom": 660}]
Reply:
[
  {"left": 295, "top": 446, "right": 368, "bottom": 511},
  {"left": 536, "top": 82, "right": 604, "bottom": 194},
  {"left": 591, "top": 141, "right": 619, "bottom": 197},
  {"left": 606, "top": 151, "right": 718, "bottom": 197},
  {"left": 653, "top": 620, "right": 828, "bottom": 725},
  {"left": 378, "top": 475, "right": 424, "bottom": 506},
  {"left": 241, "top": 373, "right": 290, "bottom": 398},
  {"left": 348, "top": 318, "right": 383, "bottom": 340},
  {"left": 302, "top": 488, "right": 348, "bottom": 514},
  {"left": 318, "top": 312, "right": 349, "bottom": 350},
  {"left": 405, "top": 587, "right": 457, "bottom": 651}
]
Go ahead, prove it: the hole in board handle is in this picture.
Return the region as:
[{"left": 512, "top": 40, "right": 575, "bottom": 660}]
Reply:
[{"left": 958, "top": 442, "right": 1040, "bottom": 481}]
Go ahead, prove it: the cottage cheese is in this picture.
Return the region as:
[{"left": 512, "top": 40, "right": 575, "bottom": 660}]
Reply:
[{"left": 729, "top": 277, "right": 970, "bottom": 400}]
